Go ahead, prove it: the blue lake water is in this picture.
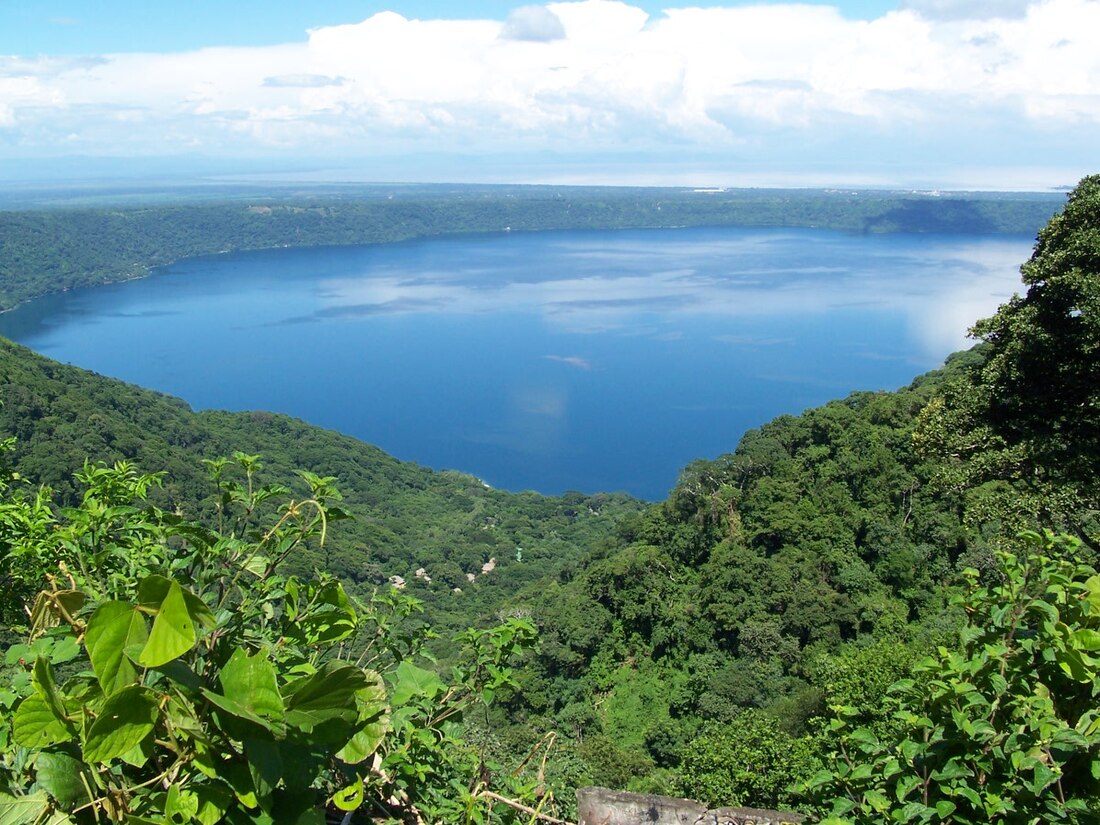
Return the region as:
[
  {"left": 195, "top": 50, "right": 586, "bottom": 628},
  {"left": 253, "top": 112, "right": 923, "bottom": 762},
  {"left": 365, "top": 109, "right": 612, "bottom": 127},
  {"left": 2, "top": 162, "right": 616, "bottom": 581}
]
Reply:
[{"left": 0, "top": 226, "right": 1034, "bottom": 500}]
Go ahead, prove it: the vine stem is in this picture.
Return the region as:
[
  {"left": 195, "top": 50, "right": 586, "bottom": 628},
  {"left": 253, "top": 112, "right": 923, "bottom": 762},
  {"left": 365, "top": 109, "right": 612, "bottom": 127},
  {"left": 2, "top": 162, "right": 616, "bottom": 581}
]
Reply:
[{"left": 474, "top": 790, "right": 574, "bottom": 825}]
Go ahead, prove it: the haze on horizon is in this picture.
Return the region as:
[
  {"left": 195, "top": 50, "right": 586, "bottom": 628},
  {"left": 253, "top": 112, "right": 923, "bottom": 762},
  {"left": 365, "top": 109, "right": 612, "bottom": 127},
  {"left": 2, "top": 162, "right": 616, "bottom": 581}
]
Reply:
[{"left": 1, "top": 0, "right": 1097, "bottom": 191}]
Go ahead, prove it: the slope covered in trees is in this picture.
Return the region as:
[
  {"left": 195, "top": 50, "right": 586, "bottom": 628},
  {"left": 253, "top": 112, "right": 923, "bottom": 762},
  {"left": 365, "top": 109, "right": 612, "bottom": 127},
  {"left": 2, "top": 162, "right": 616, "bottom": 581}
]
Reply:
[{"left": 0, "top": 337, "right": 642, "bottom": 643}]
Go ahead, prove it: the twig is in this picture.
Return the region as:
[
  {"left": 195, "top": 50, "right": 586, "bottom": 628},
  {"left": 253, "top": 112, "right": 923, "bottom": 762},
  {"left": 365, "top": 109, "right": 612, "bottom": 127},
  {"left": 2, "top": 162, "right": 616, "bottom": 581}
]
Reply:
[{"left": 473, "top": 790, "right": 574, "bottom": 825}]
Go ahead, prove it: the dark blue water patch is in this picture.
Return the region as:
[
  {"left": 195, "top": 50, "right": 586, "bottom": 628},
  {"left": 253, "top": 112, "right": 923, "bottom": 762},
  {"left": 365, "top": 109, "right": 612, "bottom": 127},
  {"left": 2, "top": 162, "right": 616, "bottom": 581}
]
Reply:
[{"left": 0, "top": 226, "right": 1034, "bottom": 500}]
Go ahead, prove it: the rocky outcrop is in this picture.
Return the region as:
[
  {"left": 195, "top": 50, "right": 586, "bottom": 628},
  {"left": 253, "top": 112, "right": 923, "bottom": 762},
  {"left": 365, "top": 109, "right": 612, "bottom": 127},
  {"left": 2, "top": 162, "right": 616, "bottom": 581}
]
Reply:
[{"left": 576, "top": 788, "right": 803, "bottom": 825}]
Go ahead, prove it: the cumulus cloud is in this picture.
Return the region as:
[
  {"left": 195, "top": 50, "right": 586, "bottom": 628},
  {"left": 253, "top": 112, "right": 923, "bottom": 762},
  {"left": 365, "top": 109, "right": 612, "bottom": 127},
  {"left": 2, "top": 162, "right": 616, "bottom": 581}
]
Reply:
[
  {"left": 0, "top": 55, "right": 107, "bottom": 78},
  {"left": 0, "top": 0, "right": 1096, "bottom": 182},
  {"left": 500, "top": 5, "right": 567, "bottom": 41}
]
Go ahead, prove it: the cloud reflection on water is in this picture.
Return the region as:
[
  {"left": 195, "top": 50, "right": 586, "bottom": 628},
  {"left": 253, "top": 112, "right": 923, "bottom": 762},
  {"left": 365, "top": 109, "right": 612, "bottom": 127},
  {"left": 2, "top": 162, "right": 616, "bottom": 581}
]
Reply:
[{"left": 300, "top": 229, "right": 1028, "bottom": 361}]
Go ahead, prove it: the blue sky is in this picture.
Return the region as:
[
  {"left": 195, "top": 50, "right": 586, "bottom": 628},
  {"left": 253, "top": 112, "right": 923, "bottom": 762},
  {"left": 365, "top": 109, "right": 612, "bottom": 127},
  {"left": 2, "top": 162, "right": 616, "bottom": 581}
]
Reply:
[
  {"left": 1, "top": 0, "right": 1097, "bottom": 189},
  {"left": 3, "top": 1, "right": 901, "bottom": 53}
]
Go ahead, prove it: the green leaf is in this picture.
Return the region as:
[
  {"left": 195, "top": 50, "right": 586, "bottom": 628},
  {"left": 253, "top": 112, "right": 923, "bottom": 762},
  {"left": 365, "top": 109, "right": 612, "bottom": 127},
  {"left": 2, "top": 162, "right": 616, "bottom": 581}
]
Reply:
[
  {"left": 82, "top": 685, "right": 158, "bottom": 764},
  {"left": 246, "top": 738, "right": 283, "bottom": 806},
  {"left": 389, "top": 661, "right": 444, "bottom": 706},
  {"left": 118, "top": 734, "right": 155, "bottom": 768},
  {"left": 0, "top": 791, "right": 52, "bottom": 825},
  {"left": 931, "top": 759, "right": 972, "bottom": 781},
  {"left": 86, "top": 601, "right": 148, "bottom": 695},
  {"left": 284, "top": 663, "right": 371, "bottom": 733},
  {"left": 137, "top": 575, "right": 215, "bottom": 629},
  {"left": 221, "top": 648, "right": 285, "bottom": 720},
  {"left": 32, "top": 658, "right": 71, "bottom": 729},
  {"left": 1072, "top": 628, "right": 1100, "bottom": 651},
  {"left": 165, "top": 785, "right": 199, "bottom": 825},
  {"left": 221, "top": 761, "right": 260, "bottom": 809},
  {"left": 139, "top": 581, "right": 197, "bottom": 667},
  {"left": 192, "top": 784, "right": 233, "bottom": 825},
  {"left": 35, "top": 751, "right": 90, "bottom": 809},
  {"left": 935, "top": 800, "right": 957, "bottom": 819},
  {"left": 331, "top": 783, "right": 363, "bottom": 813},
  {"left": 1083, "top": 576, "right": 1100, "bottom": 616},
  {"left": 338, "top": 673, "right": 391, "bottom": 770},
  {"left": 863, "top": 790, "right": 889, "bottom": 813},
  {"left": 13, "top": 694, "right": 72, "bottom": 748}
]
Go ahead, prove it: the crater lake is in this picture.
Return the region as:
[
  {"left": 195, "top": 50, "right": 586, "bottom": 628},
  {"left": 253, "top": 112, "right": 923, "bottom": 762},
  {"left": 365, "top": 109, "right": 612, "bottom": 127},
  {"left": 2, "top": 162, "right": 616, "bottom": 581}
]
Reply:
[{"left": 0, "top": 226, "right": 1034, "bottom": 500}]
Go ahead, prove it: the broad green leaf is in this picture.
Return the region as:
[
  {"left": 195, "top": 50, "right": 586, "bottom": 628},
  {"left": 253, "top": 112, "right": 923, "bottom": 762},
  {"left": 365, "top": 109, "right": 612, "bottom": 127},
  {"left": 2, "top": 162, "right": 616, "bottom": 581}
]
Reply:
[
  {"left": 803, "top": 770, "right": 836, "bottom": 791},
  {"left": 192, "top": 784, "right": 233, "bottom": 825},
  {"left": 863, "top": 790, "right": 889, "bottom": 813},
  {"left": 34, "top": 751, "right": 89, "bottom": 809},
  {"left": 86, "top": 601, "right": 148, "bottom": 695},
  {"left": 242, "top": 555, "right": 270, "bottom": 577},
  {"left": 221, "top": 761, "right": 260, "bottom": 809},
  {"left": 13, "top": 693, "right": 71, "bottom": 748},
  {"left": 201, "top": 691, "right": 281, "bottom": 736},
  {"left": 245, "top": 738, "right": 283, "bottom": 806},
  {"left": 137, "top": 575, "right": 215, "bottom": 628},
  {"left": 220, "top": 648, "right": 284, "bottom": 721},
  {"left": 1083, "top": 576, "right": 1100, "bottom": 616},
  {"left": 139, "top": 581, "right": 197, "bottom": 667},
  {"left": 931, "top": 759, "right": 972, "bottom": 781},
  {"left": 284, "top": 663, "right": 371, "bottom": 732},
  {"left": 82, "top": 685, "right": 158, "bottom": 764},
  {"left": 118, "top": 734, "right": 155, "bottom": 768},
  {"left": 337, "top": 673, "right": 390, "bottom": 763},
  {"left": 337, "top": 717, "right": 388, "bottom": 765},
  {"left": 0, "top": 791, "right": 52, "bottom": 825},
  {"left": 48, "top": 635, "right": 81, "bottom": 665},
  {"left": 1072, "top": 628, "right": 1100, "bottom": 651},
  {"left": 389, "top": 661, "right": 444, "bottom": 706},
  {"left": 935, "top": 800, "right": 957, "bottom": 818}
]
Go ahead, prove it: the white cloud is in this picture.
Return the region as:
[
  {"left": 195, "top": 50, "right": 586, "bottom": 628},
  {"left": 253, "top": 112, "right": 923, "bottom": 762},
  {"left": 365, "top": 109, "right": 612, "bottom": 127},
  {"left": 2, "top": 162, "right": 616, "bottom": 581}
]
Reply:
[
  {"left": 0, "top": 0, "right": 1096, "bottom": 184},
  {"left": 500, "top": 5, "right": 567, "bottom": 41}
]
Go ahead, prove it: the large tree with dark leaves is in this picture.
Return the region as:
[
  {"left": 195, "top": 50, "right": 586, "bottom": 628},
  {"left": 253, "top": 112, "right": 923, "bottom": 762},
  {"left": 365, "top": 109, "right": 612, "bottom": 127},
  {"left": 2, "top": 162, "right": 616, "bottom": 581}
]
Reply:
[
  {"left": 915, "top": 175, "right": 1100, "bottom": 540},
  {"left": 974, "top": 174, "right": 1100, "bottom": 485}
]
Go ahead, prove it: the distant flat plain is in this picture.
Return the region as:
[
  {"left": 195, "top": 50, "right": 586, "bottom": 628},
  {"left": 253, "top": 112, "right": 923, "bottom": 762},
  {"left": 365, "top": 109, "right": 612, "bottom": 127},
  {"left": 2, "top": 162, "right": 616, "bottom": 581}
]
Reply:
[{"left": 0, "top": 225, "right": 1034, "bottom": 499}]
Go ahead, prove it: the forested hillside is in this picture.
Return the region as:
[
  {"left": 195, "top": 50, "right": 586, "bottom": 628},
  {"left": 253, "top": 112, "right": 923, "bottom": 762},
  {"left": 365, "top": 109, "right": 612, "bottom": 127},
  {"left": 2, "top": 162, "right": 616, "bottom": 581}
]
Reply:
[
  {"left": 0, "top": 338, "right": 642, "bottom": 644},
  {"left": 1, "top": 177, "right": 1097, "bottom": 824},
  {"left": 0, "top": 185, "right": 1060, "bottom": 311}
]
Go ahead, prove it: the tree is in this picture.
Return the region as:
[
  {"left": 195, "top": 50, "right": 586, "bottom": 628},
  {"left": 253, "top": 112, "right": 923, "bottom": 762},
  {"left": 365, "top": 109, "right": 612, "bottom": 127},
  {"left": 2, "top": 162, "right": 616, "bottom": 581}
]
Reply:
[
  {"left": 971, "top": 174, "right": 1100, "bottom": 490},
  {"left": 915, "top": 177, "right": 1100, "bottom": 538}
]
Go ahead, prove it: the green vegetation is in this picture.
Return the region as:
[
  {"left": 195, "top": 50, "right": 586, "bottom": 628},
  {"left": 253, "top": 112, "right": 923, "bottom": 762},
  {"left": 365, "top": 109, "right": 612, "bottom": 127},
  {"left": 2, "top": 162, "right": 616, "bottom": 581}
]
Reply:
[
  {"left": 0, "top": 185, "right": 1060, "bottom": 311},
  {"left": 464, "top": 177, "right": 1100, "bottom": 818},
  {"left": 0, "top": 336, "right": 642, "bottom": 648},
  {"left": 1, "top": 176, "right": 1098, "bottom": 822},
  {"left": 807, "top": 531, "right": 1100, "bottom": 823},
  {"left": 0, "top": 451, "right": 550, "bottom": 825}
]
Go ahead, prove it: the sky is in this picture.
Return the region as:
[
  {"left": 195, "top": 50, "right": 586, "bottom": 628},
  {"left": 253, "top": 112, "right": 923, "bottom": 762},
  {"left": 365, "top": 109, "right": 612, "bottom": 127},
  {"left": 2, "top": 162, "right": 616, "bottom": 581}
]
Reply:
[{"left": 0, "top": 0, "right": 1097, "bottom": 189}]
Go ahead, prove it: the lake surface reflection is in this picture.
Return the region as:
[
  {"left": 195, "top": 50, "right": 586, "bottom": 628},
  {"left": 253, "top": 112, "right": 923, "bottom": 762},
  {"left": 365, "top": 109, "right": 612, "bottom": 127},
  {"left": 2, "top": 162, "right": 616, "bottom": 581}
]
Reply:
[{"left": 0, "top": 226, "right": 1033, "bottom": 499}]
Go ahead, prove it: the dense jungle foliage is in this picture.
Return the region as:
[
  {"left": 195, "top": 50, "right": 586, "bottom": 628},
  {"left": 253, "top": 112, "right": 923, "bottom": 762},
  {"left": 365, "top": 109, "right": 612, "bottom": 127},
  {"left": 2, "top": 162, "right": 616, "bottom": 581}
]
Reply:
[
  {"left": 1, "top": 176, "right": 1098, "bottom": 823},
  {"left": 0, "top": 184, "right": 1061, "bottom": 311}
]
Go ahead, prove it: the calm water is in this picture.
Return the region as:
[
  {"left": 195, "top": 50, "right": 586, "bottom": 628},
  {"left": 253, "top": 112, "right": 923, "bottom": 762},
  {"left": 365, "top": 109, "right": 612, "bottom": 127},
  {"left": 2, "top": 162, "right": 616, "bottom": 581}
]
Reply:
[{"left": 0, "top": 227, "right": 1033, "bottom": 499}]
